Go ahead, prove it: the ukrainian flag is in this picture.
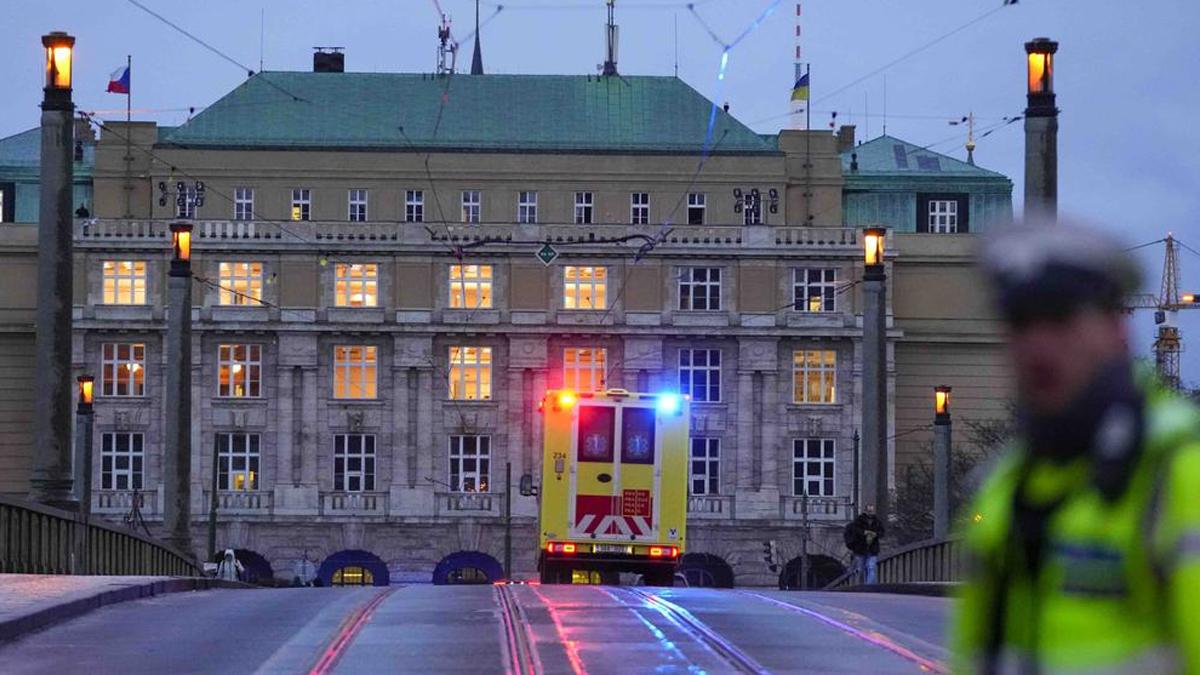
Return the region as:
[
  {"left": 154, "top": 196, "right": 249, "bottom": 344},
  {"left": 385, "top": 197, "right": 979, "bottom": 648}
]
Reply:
[{"left": 791, "top": 72, "right": 810, "bottom": 102}]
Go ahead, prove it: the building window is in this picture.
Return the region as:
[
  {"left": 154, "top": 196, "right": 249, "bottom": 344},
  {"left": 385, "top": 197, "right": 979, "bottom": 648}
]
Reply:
[
  {"left": 679, "top": 267, "right": 721, "bottom": 311},
  {"left": 102, "top": 261, "right": 147, "bottom": 305},
  {"left": 335, "top": 263, "right": 378, "bottom": 308},
  {"left": 449, "top": 346, "right": 492, "bottom": 400},
  {"left": 518, "top": 191, "right": 538, "bottom": 224},
  {"left": 405, "top": 190, "right": 424, "bottom": 223},
  {"left": 929, "top": 199, "right": 958, "bottom": 233},
  {"left": 216, "top": 433, "right": 260, "bottom": 491},
  {"left": 449, "top": 435, "right": 491, "bottom": 492},
  {"left": 462, "top": 190, "right": 481, "bottom": 223},
  {"left": 176, "top": 184, "right": 197, "bottom": 219},
  {"left": 101, "top": 343, "right": 145, "bottom": 397},
  {"left": 687, "top": 193, "right": 706, "bottom": 225},
  {"left": 564, "top": 348, "right": 606, "bottom": 392},
  {"left": 218, "top": 344, "right": 262, "bottom": 398},
  {"left": 563, "top": 266, "right": 607, "bottom": 310},
  {"left": 679, "top": 349, "right": 721, "bottom": 403},
  {"left": 630, "top": 192, "right": 649, "bottom": 225},
  {"left": 334, "top": 346, "right": 377, "bottom": 399},
  {"left": 793, "top": 349, "right": 837, "bottom": 404},
  {"left": 100, "top": 432, "right": 144, "bottom": 490},
  {"left": 574, "top": 192, "right": 594, "bottom": 224},
  {"left": 234, "top": 187, "right": 254, "bottom": 221},
  {"left": 690, "top": 437, "right": 720, "bottom": 495},
  {"left": 291, "top": 189, "right": 311, "bottom": 221},
  {"left": 334, "top": 434, "right": 375, "bottom": 492},
  {"left": 794, "top": 269, "right": 837, "bottom": 312},
  {"left": 348, "top": 189, "right": 368, "bottom": 222},
  {"left": 743, "top": 195, "right": 762, "bottom": 225},
  {"left": 449, "top": 265, "right": 492, "bottom": 309},
  {"left": 218, "top": 262, "right": 264, "bottom": 306},
  {"left": 793, "top": 438, "right": 836, "bottom": 496}
]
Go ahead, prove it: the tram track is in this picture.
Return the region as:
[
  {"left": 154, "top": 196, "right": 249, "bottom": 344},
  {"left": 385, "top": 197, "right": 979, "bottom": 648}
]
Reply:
[{"left": 495, "top": 583, "right": 543, "bottom": 675}]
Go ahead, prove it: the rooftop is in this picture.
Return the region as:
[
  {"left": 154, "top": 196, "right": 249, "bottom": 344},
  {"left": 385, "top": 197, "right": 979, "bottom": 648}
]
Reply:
[
  {"left": 841, "top": 135, "right": 1006, "bottom": 179},
  {"left": 0, "top": 128, "right": 94, "bottom": 173},
  {"left": 161, "top": 72, "right": 776, "bottom": 154}
]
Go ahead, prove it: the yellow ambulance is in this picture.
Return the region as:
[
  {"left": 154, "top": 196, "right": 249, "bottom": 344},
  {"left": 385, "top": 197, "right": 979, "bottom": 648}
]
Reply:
[{"left": 536, "top": 388, "right": 689, "bottom": 585}]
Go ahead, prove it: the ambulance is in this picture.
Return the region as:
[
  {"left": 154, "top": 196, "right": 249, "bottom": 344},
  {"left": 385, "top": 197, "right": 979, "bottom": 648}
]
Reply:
[{"left": 536, "top": 388, "right": 689, "bottom": 585}]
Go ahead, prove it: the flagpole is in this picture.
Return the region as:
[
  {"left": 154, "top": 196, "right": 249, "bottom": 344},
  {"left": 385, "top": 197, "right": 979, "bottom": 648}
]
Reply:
[
  {"left": 124, "top": 55, "right": 132, "bottom": 219},
  {"left": 804, "top": 63, "right": 811, "bottom": 227}
]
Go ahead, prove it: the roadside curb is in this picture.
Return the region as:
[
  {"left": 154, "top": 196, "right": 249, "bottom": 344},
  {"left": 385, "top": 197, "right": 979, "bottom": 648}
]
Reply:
[
  {"left": 835, "top": 582, "right": 959, "bottom": 597},
  {"left": 0, "top": 577, "right": 253, "bottom": 643}
]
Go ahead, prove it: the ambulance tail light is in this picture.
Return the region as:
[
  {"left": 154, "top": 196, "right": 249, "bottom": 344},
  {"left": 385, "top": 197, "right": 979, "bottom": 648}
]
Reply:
[
  {"left": 547, "top": 542, "right": 576, "bottom": 555},
  {"left": 649, "top": 546, "right": 679, "bottom": 558}
]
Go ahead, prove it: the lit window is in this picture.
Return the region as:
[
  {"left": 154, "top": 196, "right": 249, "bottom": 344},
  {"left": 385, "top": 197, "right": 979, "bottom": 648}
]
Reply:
[
  {"left": 234, "top": 188, "right": 254, "bottom": 221},
  {"left": 793, "top": 349, "right": 837, "bottom": 404},
  {"left": 687, "top": 193, "right": 706, "bottom": 225},
  {"left": 574, "top": 192, "right": 594, "bottom": 224},
  {"left": 334, "top": 346, "right": 377, "bottom": 399},
  {"left": 348, "top": 189, "right": 368, "bottom": 222},
  {"left": 449, "top": 346, "right": 492, "bottom": 401},
  {"left": 793, "top": 438, "right": 836, "bottom": 496},
  {"left": 794, "top": 269, "right": 837, "bottom": 313},
  {"left": 406, "top": 190, "right": 424, "bottom": 223},
  {"left": 102, "top": 260, "right": 147, "bottom": 305},
  {"left": 462, "top": 190, "right": 481, "bottom": 223},
  {"left": 218, "top": 344, "right": 262, "bottom": 398},
  {"left": 679, "top": 349, "right": 721, "bottom": 403},
  {"left": 101, "top": 343, "right": 145, "bottom": 397},
  {"left": 100, "top": 432, "right": 144, "bottom": 490},
  {"left": 449, "top": 265, "right": 492, "bottom": 309},
  {"left": 630, "top": 192, "right": 649, "bottom": 225},
  {"left": 216, "top": 433, "right": 260, "bottom": 491},
  {"left": 690, "top": 437, "right": 720, "bottom": 495},
  {"left": 291, "top": 189, "right": 311, "bottom": 221},
  {"left": 518, "top": 191, "right": 538, "bottom": 224},
  {"left": 563, "top": 266, "right": 607, "bottom": 310},
  {"left": 564, "top": 348, "right": 607, "bottom": 392},
  {"left": 218, "top": 262, "right": 264, "bottom": 306},
  {"left": 335, "top": 263, "right": 378, "bottom": 308},
  {"left": 334, "top": 434, "right": 375, "bottom": 492},
  {"left": 449, "top": 435, "right": 491, "bottom": 493},
  {"left": 679, "top": 267, "right": 721, "bottom": 311},
  {"left": 929, "top": 200, "right": 958, "bottom": 233}
]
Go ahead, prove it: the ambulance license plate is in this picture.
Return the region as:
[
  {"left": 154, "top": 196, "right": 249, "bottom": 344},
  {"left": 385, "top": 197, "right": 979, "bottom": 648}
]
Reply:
[{"left": 593, "top": 544, "right": 633, "bottom": 555}]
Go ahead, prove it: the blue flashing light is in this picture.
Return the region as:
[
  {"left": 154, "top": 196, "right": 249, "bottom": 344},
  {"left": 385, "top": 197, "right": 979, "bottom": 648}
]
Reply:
[{"left": 656, "top": 393, "right": 682, "bottom": 415}]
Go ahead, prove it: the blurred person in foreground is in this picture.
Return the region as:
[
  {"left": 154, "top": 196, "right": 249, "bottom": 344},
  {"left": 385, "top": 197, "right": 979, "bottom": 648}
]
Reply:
[{"left": 952, "top": 222, "right": 1200, "bottom": 674}]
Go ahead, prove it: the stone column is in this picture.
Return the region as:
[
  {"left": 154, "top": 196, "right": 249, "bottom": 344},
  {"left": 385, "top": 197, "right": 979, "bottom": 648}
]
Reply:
[
  {"left": 163, "top": 254, "right": 193, "bottom": 554},
  {"left": 861, "top": 265, "right": 888, "bottom": 519},
  {"left": 300, "top": 365, "right": 318, "bottom": 485},
  {"left": 276, "top": 366, "right": 295, "bottom": 485}
]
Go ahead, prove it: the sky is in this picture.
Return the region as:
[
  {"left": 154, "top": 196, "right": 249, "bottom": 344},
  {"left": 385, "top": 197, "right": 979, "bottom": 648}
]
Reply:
[{"left": 2, "top": 0, "right": 1199, "bottom": 383}]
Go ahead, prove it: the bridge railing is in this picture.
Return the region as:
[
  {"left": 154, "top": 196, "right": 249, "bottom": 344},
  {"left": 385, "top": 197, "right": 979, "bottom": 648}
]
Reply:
[
  {"left": 0, "top": 495, "right": 202, "bottom": 577},
  {"left": 823, "top": 536, "right": 962, "bottom": 590}
]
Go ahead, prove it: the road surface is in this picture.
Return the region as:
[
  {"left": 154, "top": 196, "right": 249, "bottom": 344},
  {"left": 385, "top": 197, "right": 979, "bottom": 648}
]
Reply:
[{"left": 0, "top": 584, "right": 951, "bottom": 674}]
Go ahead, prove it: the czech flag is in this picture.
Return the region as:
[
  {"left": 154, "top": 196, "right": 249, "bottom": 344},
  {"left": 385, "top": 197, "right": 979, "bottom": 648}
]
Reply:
[{"left": 106, "top": 65, "right": 130, "bottom": 94}]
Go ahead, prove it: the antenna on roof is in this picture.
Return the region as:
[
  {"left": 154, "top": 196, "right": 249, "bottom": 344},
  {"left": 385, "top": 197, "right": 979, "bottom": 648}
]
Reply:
[
  {"left": 602, "top": 0, "right": 619, "bottom": 77},
  {"left": 259, "top": 7, "right": 265, "bottom": 72},
  {"left": 949, "top": 111, "right": 977, "bottom": 165},
  {"left": 673, "top": 13, "right": 678, "bottom": 78},
  {"left": 470, "top": 0, "right": 484, "bottom": 75},
  {"left": 437, "top": 14, "right": 458, "bottom": 76}
]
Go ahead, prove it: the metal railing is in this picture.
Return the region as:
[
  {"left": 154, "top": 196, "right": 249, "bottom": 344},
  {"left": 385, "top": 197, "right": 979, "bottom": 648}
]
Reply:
[
  {"left": 824, "top": 536, "right": 962, "bottom": 590},
  {"left": 0, "top": 495, "right": 201, "bottom": 576}
]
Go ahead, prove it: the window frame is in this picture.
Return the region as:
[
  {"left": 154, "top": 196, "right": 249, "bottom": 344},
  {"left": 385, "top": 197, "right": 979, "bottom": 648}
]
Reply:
[
  {"left": 630, "top": 192, "right": 650, "bottom": 225},
  {"left": 290, "top": 189, "right": 311, "bottom": 221},
  {"left": 690, "top": 437, "right": 720, "bottom": 496},
  {"left": 929, "top": 199, "right": 958, "bottom": 233},
  {"left": 216, "top": 433, "right": 260, "bottom": 491},
  {"left": 218, "top": 344, "right": 262, "bottom": 398},
  {"left": 679, "top": 349, "right": 721, "bottom": 403},
  {"left": 518, "top": 191, "right": 538, "bottom": 224},
  {"left": 448, "top": 346, "right": 493, "bottom": 401},
  {"left": 793, "top": 268, "right": 838, "bottom": 313},
  {"left": 574, "top": 191, "right": 594, "bottom": 225},
  {"left": 792, "top": 349, "right": 837, "bottom": 404},
  {"left": 563, "top": 347, "right": 607, "bottom": 392},
  {"left": 687, "top": 192, "right": 706, "bottom": 225},
  {"left": 449, "top": 264, "right": 493, "bottom": 309},
  {"left": 335, "top": 263, "right": 378, "bottom": 308},
  {"left": 461, "top": 190, "right": 481, "bottom": 223},
  {"left": 100, "top": 431, "right": 144, "bottom": 491},
  {"left": 348, "top": 188, "right": 368, "bottom": 222},
  {"left": 102, "top": 260, "right": 147, "bottom": 305},
  {"left": 217, "top": 262, "right": 264, "bottom": 306},
  {"left": 233, "top": 187, "right": 254, "bottom": 221},
  {"left": 793, "top": 438, "right": 836, "bottom": 497},
  {"left": 405, "top": 190, "right": 424, "bottom": 223},
  {"left": 563, "top": 266, "right": 608, "bottom": 310},
  {"left": 678, "top": 267, "right": 722, "bottom": 312},
  {"left": 334, "top": 345, "right": 378, "bottom": 400},
  {"left": 334, "top": 434, "right": 376, "bottom": 492},
  {"left": 176, "top": 184, "right": 197, "bottom": 219},
  {"left": 449, "top": 435, "right": 491, "bottom": 493},
  {"left": 101, "top": 343, "right": 145, "bottom": 397}
]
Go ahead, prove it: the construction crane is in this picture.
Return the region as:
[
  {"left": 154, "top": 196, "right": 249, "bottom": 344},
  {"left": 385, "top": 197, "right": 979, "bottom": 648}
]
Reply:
[{"left": 1125, "top": 234, "right": 1199, "bottom": 389}]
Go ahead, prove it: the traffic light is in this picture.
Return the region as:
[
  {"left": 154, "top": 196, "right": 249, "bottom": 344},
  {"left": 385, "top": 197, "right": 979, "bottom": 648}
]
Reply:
[{"left": 762, "top": 540, "right": 779, "bottom": 573}]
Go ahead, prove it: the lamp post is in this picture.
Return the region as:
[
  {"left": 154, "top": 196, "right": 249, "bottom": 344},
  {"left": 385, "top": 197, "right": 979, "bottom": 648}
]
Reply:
[
  {"left": 164, "top": 222, "right": 194, "bottom": 555},
  {"left": 1024, "top": 37, "right": 1059, "bottom": 222},
  {"left": 933, "top": 386, "right": 952, "bottom": 538},
  {"left": 861, "top": 227, "right": 889, "bottom": 521},
  {"left": 30, "top": 32, "right": 78, "bottom": 509},
  {"left": 73, "top": 376, "right": 95, "bottom": 573}
]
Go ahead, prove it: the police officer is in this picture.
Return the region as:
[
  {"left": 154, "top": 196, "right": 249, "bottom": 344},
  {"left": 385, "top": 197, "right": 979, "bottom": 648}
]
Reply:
[{"left": 952, "top": 223, "right": 1200, "bottom": 674}]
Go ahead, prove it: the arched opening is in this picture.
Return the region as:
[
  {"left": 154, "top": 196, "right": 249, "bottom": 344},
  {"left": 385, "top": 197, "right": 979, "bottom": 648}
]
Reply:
[
  {"left": 780, "top": 554, "right": 845, "bottom": 590},
  {"left": 210, "top": 548, "right": 275, "bottom": 586},
  {"left": 676, "top": 552, "right": 735, "bottom": 588},
  {"left": 318, "top": 549, "right": 390, "bottom": 587},
  {"left": 432, "top": 551, "right": 504, "bottom": 585}
]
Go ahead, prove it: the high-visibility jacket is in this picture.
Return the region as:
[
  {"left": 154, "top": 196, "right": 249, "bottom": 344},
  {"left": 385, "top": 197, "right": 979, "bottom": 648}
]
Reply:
[{"left": 951, "top": 388, "right": 1200, "bottom": 675}]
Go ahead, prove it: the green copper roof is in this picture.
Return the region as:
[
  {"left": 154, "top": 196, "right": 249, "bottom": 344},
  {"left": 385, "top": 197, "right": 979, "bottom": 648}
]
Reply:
[
  {"left": 0, "top": 127, "right": 94, "bottom": 171},
  {"left": 841, "top": 135, "right": 1006, "bottom": 178},
  {"left": 161, "top": 72, "right": 776, "bottom": 153}
]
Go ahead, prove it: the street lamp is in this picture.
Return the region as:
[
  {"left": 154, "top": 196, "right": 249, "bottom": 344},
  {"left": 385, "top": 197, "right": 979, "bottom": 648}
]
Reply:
[
  {"left": 30, "top": 32, "right": 78, "bottom": 509},
  {"left": 861, "top": 227, "right": 889, "bottom": 522},
  {"left": 1024, "top": 37, "right": 1059, "bottom": 221},
  {"left": 164, "top": 222, "right": 194, "bottom": 556},
  {"left": 933, "top": 386, "right": 952, "bottom": 538},
  {"left": 73, "top": 374, "right": 95, "bottom": 572}
]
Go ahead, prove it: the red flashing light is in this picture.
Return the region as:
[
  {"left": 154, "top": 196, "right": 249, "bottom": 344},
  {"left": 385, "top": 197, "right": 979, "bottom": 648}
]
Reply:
[
  {"left": 547, "top": 542, "right": 577, "bottom": 555},
  {"left": 649, "top": 546, "right": 679, "bottom": 558}
]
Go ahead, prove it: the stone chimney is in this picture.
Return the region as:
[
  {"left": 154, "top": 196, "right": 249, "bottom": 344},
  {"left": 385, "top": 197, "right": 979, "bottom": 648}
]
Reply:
[{"left": 836, "top": 125, "right": 856, "bottom": 153}]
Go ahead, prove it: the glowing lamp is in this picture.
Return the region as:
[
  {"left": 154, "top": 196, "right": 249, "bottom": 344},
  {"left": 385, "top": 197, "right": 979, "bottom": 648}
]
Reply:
[
  {"left": 863, "top": 227, "right": 886, "bottom": 268},
  {"left": 656, "top": 393, "right": 681, "bottom": 415},
  {"left": 935, "top": 385, "right": 952, "bottom": 417},
  {"left": 1025, "top": 38, "right": 1057, "bottom": 96},
  {"left": 77, "top": 375, "right": 94, "bottom": 408},
  {"left": 558, "top": 392, "right": 577, "bottom": 408},
  {"left": 171, "top": 221, "right": 193, "bottom": 262},
  {"left": 1183, "top": 293, "right": 1196, "bottom": 304},
  {"left": 42, "top": 32, "right": 74, "bottom": 91}
]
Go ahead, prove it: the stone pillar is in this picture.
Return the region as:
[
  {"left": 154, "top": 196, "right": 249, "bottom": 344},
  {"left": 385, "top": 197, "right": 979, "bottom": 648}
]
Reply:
[
  {"left": 1023, "top": 38, "right": 1059, "bottom": 223},
  {"left": 276, "top": 366, "right": 295, "bottom": 484},
  {"left": 933, "top": 411, "right": 952, "bottom": 539},
  {"left": 163, "top": 257, "right": 193, "bottom": 554},
  {"left": 275, "top": 333, "right": 318, "bottom": 515},
  {"left": 861, "top": 266, "right": 888, "bottom": 520},
  {"left": 300, "top": 365, "right": 318, "bottom": 485}
]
